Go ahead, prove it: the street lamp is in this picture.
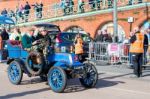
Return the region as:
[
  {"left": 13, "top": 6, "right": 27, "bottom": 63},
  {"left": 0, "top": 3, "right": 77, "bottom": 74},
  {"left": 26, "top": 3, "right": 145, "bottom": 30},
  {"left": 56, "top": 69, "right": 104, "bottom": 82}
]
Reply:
[
  {"left": 113, "top": 0, "right": 118, "bottom": 43},
  {"left": 128, "top": 17, "right": 134, "bottom": 32}
]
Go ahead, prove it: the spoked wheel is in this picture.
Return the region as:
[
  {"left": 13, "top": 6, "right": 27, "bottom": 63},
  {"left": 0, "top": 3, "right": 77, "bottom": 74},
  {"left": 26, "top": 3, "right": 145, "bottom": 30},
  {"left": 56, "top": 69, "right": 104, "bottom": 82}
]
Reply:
[
  {"left": 79, "top": 61, "right": 98, "bottom": 88},
  {"left": 7, "top": 60, "right": 23, "bottom": 85},
  {"left": 48, "top": 67, "right": 67, "bottom": 93}
]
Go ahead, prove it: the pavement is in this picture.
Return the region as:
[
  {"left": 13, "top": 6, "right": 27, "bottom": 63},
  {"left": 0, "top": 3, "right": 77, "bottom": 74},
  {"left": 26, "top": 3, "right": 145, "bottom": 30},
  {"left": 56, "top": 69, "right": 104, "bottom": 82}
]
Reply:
[
  {"left": 96, "top": 64, "right": 150, "bottom": 81},
  {"left": 0, "top": 63, "right": 150, "bottom": 99},
  {"left": 96, "top": 65, "right": 150, "bottom": 81}
]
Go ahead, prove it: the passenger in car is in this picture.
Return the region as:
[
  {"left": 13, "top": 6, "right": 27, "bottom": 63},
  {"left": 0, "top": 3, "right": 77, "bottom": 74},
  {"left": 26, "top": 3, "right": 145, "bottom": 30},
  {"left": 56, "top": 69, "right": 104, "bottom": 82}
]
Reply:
[
  {"left": 34, "top": 27, "right": 52, "bottom": 56},
  {"left": 10, "top": 27, "right": 22, "bottom": 41},
  {"left": 21, "top": 28, "right": 38, "bottom": 51}
]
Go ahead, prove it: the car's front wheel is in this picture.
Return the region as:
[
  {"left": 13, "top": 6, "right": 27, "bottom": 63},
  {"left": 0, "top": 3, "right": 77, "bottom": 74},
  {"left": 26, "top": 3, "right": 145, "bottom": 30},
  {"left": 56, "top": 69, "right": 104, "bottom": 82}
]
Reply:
[
  {"left": 48, "top": 67, "right": 67, "bottom": 93},
  {"left": 79, "top": 61, "right": 98, "bottom": 88}
]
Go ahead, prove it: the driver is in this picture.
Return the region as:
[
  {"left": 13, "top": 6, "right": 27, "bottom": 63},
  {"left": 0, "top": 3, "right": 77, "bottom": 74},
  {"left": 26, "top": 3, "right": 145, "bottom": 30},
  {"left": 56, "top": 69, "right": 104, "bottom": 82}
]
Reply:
[
  {"left": 38, "top": 27, "right": 51, "bottom": 46},
  {"left": 35, "top": 27, "right": 52, "bottom": 55}
]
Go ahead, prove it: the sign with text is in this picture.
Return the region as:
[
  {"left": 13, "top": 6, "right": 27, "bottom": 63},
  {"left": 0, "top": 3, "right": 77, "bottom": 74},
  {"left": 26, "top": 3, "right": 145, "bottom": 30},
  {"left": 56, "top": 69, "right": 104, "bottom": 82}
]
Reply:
[{"left": 108, "top": 43, "right": 120, "bottom": 56}]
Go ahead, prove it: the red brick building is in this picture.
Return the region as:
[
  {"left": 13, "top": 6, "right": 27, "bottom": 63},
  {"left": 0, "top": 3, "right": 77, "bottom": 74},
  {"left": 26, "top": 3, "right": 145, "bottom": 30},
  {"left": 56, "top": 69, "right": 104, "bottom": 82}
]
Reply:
[{"left": 0, "top": 0, "right": 150, "bottom": 39}]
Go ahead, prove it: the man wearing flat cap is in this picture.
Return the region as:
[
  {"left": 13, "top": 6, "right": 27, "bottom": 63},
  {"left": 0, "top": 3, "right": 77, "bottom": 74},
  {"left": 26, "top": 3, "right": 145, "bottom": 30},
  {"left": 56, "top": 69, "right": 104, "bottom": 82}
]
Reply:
[{"left": 38, "top": 27, "right": 51, "bottom": 46}]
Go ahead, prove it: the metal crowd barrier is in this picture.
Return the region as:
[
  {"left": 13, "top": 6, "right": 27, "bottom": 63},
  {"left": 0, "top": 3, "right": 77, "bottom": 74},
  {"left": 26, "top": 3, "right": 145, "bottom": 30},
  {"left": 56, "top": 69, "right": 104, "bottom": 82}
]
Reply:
[
  {"left": 89, "top": 42, "right": 109, "bottom": 63},
  {"left": 89, "top": 42, "right": 150, "bottom": 67}
]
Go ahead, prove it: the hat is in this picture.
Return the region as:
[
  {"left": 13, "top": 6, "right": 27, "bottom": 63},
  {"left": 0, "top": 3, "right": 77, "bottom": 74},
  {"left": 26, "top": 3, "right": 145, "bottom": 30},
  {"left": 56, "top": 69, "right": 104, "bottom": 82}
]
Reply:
[
  {"left": 28, "top": 28, "right": 35, "bottom": 31},
  {"left": 39, "top": 27, "right": 47, "bottom": 31}
]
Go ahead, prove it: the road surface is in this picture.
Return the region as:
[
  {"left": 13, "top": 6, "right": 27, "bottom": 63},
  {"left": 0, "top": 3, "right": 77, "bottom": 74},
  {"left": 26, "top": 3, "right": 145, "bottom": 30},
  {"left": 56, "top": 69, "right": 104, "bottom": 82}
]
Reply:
[{"left": 0, "top": 63, "right": 150, "bottom": 99}]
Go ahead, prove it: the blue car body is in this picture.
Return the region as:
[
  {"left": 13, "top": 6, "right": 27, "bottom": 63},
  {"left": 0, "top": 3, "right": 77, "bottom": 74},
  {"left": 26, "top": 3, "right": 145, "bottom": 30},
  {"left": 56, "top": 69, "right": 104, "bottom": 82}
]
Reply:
[{"left": 6, "top": 40, "right": 83, "bottom": 69}]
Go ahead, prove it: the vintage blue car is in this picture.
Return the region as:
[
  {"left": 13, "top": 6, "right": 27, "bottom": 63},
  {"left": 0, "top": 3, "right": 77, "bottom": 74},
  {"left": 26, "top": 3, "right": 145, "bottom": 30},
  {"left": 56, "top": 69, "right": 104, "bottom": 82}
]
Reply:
[{"left": 6, "top": 40, "right": 98, "bottom": 93}]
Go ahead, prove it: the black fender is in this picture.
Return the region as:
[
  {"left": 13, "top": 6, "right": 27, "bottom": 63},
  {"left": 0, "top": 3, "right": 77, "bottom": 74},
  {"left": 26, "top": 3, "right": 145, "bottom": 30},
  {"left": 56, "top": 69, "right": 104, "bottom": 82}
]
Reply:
[
  {"left": 25, "top": 51, "right": 44, "bottom": 76},
  {"left": 7, "top": 59, "right": 15, "bottom": 65}
]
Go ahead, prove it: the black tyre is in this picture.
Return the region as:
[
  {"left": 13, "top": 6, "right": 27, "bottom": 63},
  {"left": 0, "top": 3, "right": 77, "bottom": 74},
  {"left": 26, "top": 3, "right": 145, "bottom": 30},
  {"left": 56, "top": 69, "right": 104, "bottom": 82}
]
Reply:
[
  {"left": 48, "top": 67, "right": 67, "bottom": 93},
  {"left": 7, "top": 60, "right": 23, "bottom": 85},
  {"left": 26, "top": 51, "right": 44, "bottom": 76},
  {"left": 79, "top": 61, "right": 98, "bottom": 88},
  {"left": 40, "top": 74, "right": 47, "bottom": 81}
]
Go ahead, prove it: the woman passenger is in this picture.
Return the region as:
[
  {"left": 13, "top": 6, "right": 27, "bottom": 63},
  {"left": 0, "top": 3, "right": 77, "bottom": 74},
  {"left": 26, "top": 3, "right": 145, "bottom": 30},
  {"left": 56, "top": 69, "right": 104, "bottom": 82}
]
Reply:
[{"left": 10, "top": 28, "right": 22, "bottom": 41}]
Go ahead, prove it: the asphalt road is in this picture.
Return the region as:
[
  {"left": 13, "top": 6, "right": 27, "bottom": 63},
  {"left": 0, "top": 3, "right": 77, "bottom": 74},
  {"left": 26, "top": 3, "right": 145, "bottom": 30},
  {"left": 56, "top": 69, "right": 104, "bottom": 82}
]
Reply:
[{"left": 0, "top": 63, "right": 150, "bottom": 99}]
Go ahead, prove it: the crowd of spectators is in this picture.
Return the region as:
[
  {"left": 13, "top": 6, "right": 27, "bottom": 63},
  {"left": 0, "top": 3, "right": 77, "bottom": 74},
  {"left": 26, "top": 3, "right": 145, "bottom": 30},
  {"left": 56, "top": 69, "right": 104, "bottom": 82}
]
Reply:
[
  {"left": 0, "top": 0, "right": 144, "bottom": 23},
  {"left": 95, "top": 29, "right": 113, "bottom": 43},
  {"left": 0, "top": 1, "right": 43, "bottom": 23}
]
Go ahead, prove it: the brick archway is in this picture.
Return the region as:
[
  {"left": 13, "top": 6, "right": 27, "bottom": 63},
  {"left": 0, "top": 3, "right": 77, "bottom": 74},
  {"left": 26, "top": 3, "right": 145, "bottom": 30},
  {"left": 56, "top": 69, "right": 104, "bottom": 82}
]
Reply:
[
  {"left": 95, "top": 21, "right": 126, "bottom": 37},
  {"left": 134, "top": 16, "right": 149, "bottom": 28},
  {"left": 63, "top": 25, "right": 85, "bottom": 32},
  {"left": 94, "top": 20, "right": 112, "bottom": 37}
]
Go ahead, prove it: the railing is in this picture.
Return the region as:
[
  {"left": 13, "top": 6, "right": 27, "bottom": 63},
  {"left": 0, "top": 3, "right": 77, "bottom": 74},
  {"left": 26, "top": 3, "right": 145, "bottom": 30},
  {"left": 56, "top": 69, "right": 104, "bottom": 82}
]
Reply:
[
  {"left": 0, "top": 0, "right": 149, "bottom": 25},
  {"left": 89, "top": 42, "right": 150, "bottom": 66}
]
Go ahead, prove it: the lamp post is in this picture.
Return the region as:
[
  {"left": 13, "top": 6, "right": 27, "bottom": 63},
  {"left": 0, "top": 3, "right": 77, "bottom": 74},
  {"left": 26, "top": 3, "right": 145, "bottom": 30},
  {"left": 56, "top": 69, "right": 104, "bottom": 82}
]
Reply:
[{"left": 113, "top": 0, "right": 118, "bottom": 43}]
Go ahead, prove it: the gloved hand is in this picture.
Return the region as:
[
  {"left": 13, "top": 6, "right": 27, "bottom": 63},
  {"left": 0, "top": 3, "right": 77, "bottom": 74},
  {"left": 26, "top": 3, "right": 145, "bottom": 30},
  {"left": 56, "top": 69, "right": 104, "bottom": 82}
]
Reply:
[{"left": 32, "top": 41, "right": 38, "bottom": 45}]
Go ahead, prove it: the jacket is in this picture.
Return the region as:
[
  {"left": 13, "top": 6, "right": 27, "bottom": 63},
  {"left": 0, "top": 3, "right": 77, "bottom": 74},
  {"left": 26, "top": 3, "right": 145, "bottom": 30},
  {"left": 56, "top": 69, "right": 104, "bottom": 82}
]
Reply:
[
  {"left": 129, "top": 32, "right": 144, "bottom": 53},
  {"left": 75, "top": 37, "right": 84, "bottom": 54},
  {"left": 22, "top": 34, "right": 33, "bottom": 48}
]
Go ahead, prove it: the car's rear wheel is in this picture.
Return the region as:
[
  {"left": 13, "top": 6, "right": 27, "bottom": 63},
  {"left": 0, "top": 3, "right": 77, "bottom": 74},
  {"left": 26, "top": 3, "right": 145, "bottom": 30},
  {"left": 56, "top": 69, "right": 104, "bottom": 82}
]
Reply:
[{"left": 7, "top": 60, "right": 23, "bottom": 85}]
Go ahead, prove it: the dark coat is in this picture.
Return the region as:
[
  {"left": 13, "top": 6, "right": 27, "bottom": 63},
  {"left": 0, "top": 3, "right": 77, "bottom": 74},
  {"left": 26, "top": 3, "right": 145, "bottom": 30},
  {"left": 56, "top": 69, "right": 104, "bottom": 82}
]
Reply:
[
  {"left": 95, "top": 34, "right": 104, "bottom": 42},
  {"left": 0, "top": 31, "right": 9, "bottom": 40},
  {"left": 24, "top": 4, "right": 31, "bottom": 15}
]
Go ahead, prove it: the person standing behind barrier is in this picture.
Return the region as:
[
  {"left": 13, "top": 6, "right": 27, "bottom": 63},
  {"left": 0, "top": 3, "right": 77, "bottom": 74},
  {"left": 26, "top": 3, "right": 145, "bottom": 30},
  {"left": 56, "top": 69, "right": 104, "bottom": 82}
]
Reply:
[
  {"left": 95, "top": 30, "right": 103, "bottom": 42},
  {"left": 74, "top": 34, "right": 84, "bottom": 62},
  {"left": 129, "top": 27, "right": 144, "bottom": 77},
  {"left": 146, "top": 28, "right": 150, "bottom": 64},
  {"left": 146, "top": 28, "right": 150, "bottom": 44},
  {"left": 142, "top": 29, "right": 148, "bottom": 65}
]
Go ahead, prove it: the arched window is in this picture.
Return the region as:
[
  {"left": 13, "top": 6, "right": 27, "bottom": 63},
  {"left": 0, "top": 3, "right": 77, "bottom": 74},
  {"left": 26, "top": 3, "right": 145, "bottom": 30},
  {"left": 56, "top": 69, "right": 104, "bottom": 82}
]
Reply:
[
  {"left": 65, "top": 26, "right": 86, "bottom": 34},
  {"left": 97, "top": 22, "right": 125, "bottom": 42},
  {"left": 141, "top": 20, "right": 150, "bottom": 30}
]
